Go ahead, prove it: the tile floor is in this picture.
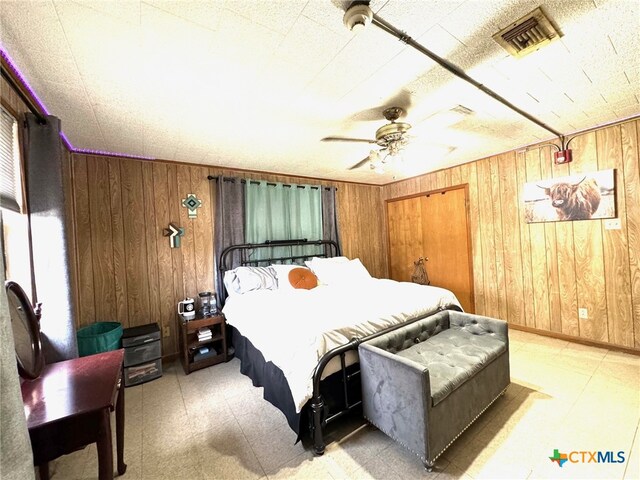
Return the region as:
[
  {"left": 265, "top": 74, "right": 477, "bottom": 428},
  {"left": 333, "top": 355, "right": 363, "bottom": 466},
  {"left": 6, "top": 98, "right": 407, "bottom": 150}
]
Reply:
[{"left": 47, "top": 329, "right": 639, "bottom": 479}]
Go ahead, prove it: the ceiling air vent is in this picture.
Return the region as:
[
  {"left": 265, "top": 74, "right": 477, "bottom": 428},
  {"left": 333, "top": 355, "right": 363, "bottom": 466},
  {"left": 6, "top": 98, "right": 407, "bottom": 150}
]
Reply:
[
  {"left": 450, "top": 105, "right": 474, "bottom": 116},
  {"left": 493, "top": 7, "right": 561, "bottom": 58}
]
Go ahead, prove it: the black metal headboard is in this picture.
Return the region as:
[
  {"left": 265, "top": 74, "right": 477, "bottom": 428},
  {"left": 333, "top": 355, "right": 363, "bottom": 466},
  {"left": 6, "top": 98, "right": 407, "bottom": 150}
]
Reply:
[{"left": 218, "top": 239, "right": 340, "bottom": 277}]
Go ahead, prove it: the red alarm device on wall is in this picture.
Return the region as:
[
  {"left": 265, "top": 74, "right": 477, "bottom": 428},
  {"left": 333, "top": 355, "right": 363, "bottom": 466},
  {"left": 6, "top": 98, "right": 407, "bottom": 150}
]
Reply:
[{"left": 554, "top": 149, "right": 573, "bottom": 165}]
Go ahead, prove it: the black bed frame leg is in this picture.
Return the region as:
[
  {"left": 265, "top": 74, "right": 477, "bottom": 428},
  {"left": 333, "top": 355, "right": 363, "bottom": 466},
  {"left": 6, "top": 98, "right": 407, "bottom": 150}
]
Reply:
[
  {"left": 423, "top": 460, "right": 434, "bottom": 472},
  {"left": 311, "top": 394, "right": 325, "bottom": 455}
]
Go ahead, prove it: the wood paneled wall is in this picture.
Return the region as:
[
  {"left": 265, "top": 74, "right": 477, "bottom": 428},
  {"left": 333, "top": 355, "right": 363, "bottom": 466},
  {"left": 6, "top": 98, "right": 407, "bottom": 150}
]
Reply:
[
  {"left": 68, "top": 155, "right": 388, "bottom": 356},
  {"left": 1, "top": 75, "right": 30, "bottom": 119},
  {"left": 383, "top": 119, "right": 640, "bottom": 350}
]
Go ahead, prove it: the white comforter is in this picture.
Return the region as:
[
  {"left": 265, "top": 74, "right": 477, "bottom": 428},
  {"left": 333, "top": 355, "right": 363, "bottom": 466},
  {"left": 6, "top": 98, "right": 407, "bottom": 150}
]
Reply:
[{"left": 223, "top": 278, "right": 461, "bottom": 412}]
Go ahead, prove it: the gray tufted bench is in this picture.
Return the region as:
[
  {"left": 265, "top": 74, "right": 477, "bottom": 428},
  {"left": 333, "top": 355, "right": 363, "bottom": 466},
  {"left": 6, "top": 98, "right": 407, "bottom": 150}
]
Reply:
[{"left": 358, "top": 310, "right": 510, "bottom": 470}]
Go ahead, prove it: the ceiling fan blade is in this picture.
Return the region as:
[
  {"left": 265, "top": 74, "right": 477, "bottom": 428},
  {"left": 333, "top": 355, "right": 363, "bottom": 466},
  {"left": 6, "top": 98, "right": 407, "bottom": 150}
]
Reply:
[
  {"left": 388, "top": 89, "right": 413, "bottom": 114},
  {"left": 402, "top": 141, "right": 456, "bottom": 158},
  {"left": 348, "top": 106, "right": 386, "bottom": 122},
  {"left": 348, "top": 156, "right": 371, "bottom": 170},
  {"left": 322, "top": 136, "right": 376, "bottom": 144}
]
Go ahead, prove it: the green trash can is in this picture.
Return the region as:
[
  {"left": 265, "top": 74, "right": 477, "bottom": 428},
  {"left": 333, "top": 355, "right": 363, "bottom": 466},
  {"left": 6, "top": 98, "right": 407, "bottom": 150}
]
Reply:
[{"left": 77, "top": 322, "right": 123, "bottom": 357}]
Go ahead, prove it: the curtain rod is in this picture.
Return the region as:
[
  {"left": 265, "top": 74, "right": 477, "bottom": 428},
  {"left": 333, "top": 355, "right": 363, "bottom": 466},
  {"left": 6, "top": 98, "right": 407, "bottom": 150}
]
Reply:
[
  {"left": 0, "top": 65, "right": 47, "bottom": 125},
  {"left": 206, "top": 175, "right": 336, "bottom": 191}
]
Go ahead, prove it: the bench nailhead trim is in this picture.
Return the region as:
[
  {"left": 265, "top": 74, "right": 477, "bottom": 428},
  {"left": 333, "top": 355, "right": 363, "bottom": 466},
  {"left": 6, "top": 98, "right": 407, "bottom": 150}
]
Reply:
[{"left": 364, "top": 387, "right": 508, "bottom": 466}]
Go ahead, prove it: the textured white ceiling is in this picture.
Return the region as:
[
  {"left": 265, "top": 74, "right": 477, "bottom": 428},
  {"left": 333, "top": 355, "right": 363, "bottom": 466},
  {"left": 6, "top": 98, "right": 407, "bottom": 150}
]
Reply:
[{"left": 1, "top": 0, "right": 638, "bottom": 184}]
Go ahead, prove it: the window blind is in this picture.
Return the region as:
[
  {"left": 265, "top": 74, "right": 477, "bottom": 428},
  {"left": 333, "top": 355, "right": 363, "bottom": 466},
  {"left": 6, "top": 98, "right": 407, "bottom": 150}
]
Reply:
[{"left": 0, "top": 107, "right": 20, "bottom": 212}]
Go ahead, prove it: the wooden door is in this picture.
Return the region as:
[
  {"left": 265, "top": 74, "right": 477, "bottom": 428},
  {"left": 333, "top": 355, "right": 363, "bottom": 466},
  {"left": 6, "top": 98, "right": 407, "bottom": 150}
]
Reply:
[
  {"left": 387, "top": 187, "right": 474, "bottom": 313},
  {"left": 387, "top": 196, "right": 424, "bottom": 282},
  {"left": 421, "top": 188, "right": 474, "bottom": 312}
]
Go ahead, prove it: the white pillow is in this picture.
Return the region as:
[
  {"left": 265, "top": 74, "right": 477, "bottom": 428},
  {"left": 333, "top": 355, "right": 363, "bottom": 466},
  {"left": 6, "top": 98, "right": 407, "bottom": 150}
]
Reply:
[
  {"left": 223, "top": 270, "right": 241, "bottom": 296},
  {"left": 307, "top": 258, "right": 371, "bottom": 286},
  {"left": 345, "top": 258, "right": 372, "bottom": 280},
  {"left": 271, "top": 264, "right": 305, "bottom": 291},
  {"left": 304, "top": 256, "right": 349, "bottom": 271},
  {"left": 305, "top": 256, "right": 347, "bottom": 285},
  {"left": 224, "top": 266, "right": 277, "bottom": 295}
]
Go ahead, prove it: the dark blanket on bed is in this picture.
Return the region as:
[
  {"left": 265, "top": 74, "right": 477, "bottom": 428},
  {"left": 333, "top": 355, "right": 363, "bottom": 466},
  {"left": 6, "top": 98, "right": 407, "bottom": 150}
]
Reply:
[
  {"left": 231, "top": 326, "right": 362, "bottom": 442},
  {"left": 231, "top": 326, "right": 303, "bottom": 436}
]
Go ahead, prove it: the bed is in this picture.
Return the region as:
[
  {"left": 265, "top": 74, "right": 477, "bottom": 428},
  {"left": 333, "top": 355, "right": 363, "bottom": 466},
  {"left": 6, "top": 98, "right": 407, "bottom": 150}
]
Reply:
[{"left": 219, "top": 240, "right": 462, "bottom": 455}]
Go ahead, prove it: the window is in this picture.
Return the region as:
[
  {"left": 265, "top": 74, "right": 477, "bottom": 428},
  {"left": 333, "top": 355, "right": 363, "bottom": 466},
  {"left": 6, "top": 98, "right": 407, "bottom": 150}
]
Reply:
[
  {"left": 245, "top": 181, "right": 323, "bottom": 262},
  {"left": 1, "top": 106, "right": 21, "bottom": 212},
  {"left": 1, "top": 105, "right": 32, "bottom": 299}
]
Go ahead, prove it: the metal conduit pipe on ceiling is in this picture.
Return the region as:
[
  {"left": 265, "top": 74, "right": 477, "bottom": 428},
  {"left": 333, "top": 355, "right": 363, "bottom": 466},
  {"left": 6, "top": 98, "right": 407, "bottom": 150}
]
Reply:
[{"left": 343, "top": 2, "right": 565, "bottom": 142}]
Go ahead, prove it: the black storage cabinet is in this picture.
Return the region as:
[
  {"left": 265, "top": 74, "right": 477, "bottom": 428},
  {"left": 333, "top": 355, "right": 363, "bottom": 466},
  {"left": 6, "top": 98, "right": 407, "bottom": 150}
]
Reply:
[{"left": 122, "top": 323, "right": 162, "bottom": 387}]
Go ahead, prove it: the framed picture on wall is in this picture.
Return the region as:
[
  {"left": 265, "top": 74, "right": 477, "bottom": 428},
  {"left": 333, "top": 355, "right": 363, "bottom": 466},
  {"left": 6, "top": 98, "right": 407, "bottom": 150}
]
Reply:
[{"left": 523, "top": 168, "right": 616, "bottom": 223}]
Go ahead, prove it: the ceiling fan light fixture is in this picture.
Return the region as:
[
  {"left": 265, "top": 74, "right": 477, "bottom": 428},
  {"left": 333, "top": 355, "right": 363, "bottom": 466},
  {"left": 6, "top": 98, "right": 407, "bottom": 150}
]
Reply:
[
  {"left": 375, "top": 123, "right": 411, "bottom": 145},
  {"left": 387, "top": 140, "right": 402, "bottom": 156},
  {"left": 386, "top": 151, "right": 403, "bottom": 163},
  {"left": 327, "top": 105, "right": 414, "bottom": 173},
  {"left": 369, "top": 158, "right": 384, "bottom": 174},
  {"left": 343, "top": 3, "right": 373, "bottom": 32}
]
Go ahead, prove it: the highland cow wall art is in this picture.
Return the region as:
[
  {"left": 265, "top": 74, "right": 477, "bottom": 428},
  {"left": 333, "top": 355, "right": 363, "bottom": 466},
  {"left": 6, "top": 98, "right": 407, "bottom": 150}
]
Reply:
[{"left": 523, "top": 169, "right": 615, "bottom": 223}]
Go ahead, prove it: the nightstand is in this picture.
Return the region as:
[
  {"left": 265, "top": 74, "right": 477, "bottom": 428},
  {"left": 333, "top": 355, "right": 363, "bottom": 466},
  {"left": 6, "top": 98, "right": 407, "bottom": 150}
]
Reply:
[{"left": 178, "top": 314, "right": 228, "bottom": 375}]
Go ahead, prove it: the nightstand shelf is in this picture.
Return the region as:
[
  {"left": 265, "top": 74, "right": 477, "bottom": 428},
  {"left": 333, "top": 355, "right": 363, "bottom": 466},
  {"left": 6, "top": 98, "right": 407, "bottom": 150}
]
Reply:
[
  {"left": 178, "top": 313, "right": 228, "bottom": 375},
  {"left": 187, "top": 334, "right": 224, "bottom": 350}
]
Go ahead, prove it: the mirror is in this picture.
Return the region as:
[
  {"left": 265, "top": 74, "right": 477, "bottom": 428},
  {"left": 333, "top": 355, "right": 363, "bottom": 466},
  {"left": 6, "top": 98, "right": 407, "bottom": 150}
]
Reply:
[{"left": 5, "top": 281, "right": 44, "bottom": 379}]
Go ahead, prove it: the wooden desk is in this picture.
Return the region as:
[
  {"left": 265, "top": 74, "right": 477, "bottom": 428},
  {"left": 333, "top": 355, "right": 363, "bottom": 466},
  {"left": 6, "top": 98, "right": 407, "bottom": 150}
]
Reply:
[{"left": 21, "top": 349, "right": 127, "bottom": 480}]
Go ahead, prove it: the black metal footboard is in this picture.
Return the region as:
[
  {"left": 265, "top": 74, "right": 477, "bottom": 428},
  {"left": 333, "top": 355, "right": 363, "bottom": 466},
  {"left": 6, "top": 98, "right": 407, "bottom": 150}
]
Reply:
[
  {"left": 217, "top": 239, "right": 462, "bottom": 454},
  {"left": 309, "top": 304, "right": 463, "bottom": 455}
]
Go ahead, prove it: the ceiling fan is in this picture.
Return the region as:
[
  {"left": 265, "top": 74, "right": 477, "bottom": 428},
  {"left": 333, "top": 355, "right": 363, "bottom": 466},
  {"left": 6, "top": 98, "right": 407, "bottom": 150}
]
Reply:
[{"left": 322, "top": 106, "right": 412, "bottom": 171}]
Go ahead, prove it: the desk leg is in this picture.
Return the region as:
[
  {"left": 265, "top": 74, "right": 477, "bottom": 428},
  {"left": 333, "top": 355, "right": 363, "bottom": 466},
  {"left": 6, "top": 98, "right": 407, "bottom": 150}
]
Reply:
[
  {"left": 97, "top": 409, "right": 114, "bottom": 480},
  {"left": 116, "top": 381, "right": 127, "bottom": 475}
]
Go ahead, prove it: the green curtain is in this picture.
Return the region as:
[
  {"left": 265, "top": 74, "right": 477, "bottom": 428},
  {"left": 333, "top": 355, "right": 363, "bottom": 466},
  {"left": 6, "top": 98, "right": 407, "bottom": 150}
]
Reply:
[{"left": 245, "top": 181, "right": 323, "bottom": 263}]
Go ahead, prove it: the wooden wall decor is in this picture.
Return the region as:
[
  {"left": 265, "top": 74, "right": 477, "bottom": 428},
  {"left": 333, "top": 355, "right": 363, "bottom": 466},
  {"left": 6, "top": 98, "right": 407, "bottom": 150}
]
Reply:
[
  {"left": 163, "top": 223, "right": 185, "bottom": 248},
  {"left": 382, "top": 118, "right": 640, "bottom": 351},
  {"left": 181, "top": 193, "right": 202, "bottom": 219},
  {"left": 411, "top": 257, "right": 430, "bottom": 285}
]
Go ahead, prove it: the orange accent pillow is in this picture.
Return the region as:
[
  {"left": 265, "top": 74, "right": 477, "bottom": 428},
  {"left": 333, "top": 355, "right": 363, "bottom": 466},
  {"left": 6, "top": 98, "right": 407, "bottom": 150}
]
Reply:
[{"left": 288, "top": 267, "right": 318, "bottom": 290}]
